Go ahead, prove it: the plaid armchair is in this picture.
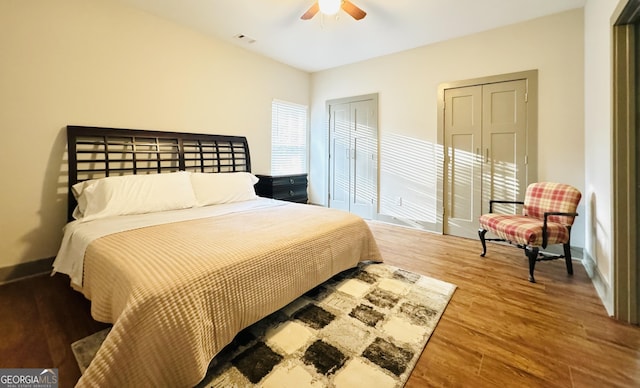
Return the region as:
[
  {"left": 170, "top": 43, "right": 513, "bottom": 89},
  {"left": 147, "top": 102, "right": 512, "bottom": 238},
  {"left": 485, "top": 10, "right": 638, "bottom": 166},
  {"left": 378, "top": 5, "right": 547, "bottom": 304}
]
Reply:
[{"left": 478, "top": 182, "right": 581, "bottom": 282}]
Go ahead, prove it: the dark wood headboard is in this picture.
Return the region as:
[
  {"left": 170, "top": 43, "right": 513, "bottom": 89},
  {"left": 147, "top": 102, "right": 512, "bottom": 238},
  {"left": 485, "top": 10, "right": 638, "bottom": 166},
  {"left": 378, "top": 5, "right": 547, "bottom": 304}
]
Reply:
[{"left": 67, "top": 125, "right": 251, "bottom": 221}]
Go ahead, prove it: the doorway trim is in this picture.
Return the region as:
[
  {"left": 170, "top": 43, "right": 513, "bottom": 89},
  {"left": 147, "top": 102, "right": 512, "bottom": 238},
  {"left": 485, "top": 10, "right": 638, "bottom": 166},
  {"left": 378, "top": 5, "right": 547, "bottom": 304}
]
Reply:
[
  {"left": 436, "top": 70, "right": 539, "bottom": 234},
  {"left": 612, "top": 0, "right": 639, "bottom": 324}
]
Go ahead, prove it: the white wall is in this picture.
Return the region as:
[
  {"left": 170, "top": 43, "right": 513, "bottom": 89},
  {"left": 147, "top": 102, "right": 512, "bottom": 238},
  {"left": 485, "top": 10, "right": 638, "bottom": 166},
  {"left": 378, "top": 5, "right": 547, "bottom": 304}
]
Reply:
[
  {"left": 0, "top": 0, "right": 309, "bottom": 270},
  {"left": 583, "top": 0, "right": 624, "bottom": 315},
  {"left": 310, "top": 9, "right": 585, "bottom": 246}
]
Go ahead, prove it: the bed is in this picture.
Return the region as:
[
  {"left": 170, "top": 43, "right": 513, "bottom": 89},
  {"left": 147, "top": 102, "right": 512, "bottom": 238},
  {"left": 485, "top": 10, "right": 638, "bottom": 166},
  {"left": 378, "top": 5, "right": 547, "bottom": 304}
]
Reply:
[{"left": 53, "top": 125, "right": 382, "bottom": 387}]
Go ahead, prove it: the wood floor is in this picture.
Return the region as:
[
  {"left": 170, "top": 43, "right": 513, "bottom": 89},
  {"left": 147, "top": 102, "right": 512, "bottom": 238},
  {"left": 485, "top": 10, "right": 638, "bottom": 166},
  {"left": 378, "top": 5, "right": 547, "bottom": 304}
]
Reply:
[
  {"left": 367, "top": 221, "right": 640, "bottom": 387},
  {"left": 1, "top": 221, "right": 639, "bottom": 387}
]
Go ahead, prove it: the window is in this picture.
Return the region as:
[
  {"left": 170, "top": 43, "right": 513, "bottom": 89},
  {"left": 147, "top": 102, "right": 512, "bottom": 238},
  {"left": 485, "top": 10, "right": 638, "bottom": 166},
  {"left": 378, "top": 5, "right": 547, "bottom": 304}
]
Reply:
[{"left": 271, "top": 99, "right": 308, "bottom": 175}]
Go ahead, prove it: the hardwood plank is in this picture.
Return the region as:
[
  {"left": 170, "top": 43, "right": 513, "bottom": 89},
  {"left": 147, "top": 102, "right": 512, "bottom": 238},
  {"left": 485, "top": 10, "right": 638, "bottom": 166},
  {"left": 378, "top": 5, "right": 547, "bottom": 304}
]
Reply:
[
  {"left": 0, "top": 274, "right": 109, "bottom": 388},
  {"left": 478, "top": 353, "right": 572, "bottom": 388},
  {"left": 433, "top": 316, "right": 574, "bottom": 386},
  {"left": 406, "top": 335, "right": 485, "bottom": 387},
  {"left": 0, "top": 279, "right": 52, "bottom": 368},
  {"left": 33, "top": 274, "right": 110, "bottom": 388},
  {"left": 570, "top": 365, "right": 639, "bottom": 388}
]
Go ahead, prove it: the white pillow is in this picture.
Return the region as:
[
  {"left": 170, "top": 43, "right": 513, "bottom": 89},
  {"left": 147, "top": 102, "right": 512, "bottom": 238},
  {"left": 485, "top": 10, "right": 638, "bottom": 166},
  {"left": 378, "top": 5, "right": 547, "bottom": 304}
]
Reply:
[
  {"left": 190, "top": 172, "right": 259, "bottom": 206},
  {"left": 72, "top": 171, "right": 197, "bottom": 221}
]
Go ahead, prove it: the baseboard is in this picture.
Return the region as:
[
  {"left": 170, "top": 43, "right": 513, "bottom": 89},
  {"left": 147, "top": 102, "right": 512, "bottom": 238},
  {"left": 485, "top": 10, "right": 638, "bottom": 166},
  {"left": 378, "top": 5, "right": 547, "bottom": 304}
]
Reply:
[
  {"left": 0, "top": 257, "right": 55, "bottom": 285},
  {"left": 582, "top": 251, "right": 614, "bottom": 316}
]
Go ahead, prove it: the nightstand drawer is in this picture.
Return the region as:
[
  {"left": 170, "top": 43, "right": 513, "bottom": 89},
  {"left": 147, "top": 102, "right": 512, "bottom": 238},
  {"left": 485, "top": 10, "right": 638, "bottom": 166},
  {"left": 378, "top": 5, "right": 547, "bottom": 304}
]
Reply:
[
  {"left": 272, "top": 186, "right": 308, "bottom": 202},
  {"left": 255, "top": 173, "right": 308, "bottom": 204},
  {"left": 269, "top": 174, "right": 308, "bottom": 187}
]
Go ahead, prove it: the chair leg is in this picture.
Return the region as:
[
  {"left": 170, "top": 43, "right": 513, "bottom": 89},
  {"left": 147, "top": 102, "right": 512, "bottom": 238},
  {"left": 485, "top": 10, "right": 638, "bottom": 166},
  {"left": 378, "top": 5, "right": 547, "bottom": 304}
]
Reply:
[
  {"left": 526, "top": 247, "right": 539, "bottom": 283},
  {"left": 563, "top": 243, "right": 574, "bottom": 275},
  {"left": 479, "top": 229, "right": 488, "bottom": 257}
]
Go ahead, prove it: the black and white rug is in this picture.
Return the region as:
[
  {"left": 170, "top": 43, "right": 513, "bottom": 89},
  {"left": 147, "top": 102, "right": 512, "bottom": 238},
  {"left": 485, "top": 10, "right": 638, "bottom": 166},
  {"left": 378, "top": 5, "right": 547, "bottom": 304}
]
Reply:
[{"left": 72, "top": 263, "right": 456, "bottom": 387}]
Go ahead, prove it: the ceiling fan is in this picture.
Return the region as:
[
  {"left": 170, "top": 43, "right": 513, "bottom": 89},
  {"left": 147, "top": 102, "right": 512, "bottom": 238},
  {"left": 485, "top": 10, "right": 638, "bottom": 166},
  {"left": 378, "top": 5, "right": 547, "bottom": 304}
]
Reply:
[{"left": 301, "top": 0, "right": 367, "bottom": 21}]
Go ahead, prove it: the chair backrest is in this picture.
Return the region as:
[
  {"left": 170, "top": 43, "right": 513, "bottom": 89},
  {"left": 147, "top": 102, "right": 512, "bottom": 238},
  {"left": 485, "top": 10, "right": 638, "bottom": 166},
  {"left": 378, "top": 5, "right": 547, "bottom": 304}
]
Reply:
[{"left": 523, "top": 182, "right": 581, "bottom": 225}]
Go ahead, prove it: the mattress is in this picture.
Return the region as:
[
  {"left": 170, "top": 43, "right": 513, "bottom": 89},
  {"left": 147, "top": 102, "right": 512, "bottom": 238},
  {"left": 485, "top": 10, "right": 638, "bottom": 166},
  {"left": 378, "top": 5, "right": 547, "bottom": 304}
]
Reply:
[{"left": 66, "top": 201, "right": 381, "bottom": 387}]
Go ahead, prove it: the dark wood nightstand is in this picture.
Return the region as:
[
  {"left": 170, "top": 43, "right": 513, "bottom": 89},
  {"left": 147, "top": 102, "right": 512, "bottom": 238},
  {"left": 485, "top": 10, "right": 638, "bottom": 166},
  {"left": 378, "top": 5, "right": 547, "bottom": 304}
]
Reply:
[{"left": 255, "top": 174, "right": 308, "bottom": 204}]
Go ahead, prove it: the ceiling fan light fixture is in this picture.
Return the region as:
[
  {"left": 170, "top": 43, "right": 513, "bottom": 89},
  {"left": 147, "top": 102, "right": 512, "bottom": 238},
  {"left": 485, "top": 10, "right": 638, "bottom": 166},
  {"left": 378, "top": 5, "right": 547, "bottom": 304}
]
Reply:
[{"left": 318, "top": 0, "right": 341, "bottom": 15}]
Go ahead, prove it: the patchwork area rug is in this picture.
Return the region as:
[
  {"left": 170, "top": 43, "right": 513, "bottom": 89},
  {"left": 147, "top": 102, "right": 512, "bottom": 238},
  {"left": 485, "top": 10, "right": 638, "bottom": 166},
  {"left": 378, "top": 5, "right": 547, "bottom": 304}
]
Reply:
[{"left": 72, "top": 263, "right": 456, "bottom": 387}]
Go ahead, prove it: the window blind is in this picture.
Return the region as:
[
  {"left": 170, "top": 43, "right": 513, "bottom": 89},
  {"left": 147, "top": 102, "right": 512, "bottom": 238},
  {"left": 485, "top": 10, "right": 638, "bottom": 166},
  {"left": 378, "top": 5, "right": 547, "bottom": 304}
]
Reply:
[{"left": 271, "top": 99, "right": 308, "bottom": 175}]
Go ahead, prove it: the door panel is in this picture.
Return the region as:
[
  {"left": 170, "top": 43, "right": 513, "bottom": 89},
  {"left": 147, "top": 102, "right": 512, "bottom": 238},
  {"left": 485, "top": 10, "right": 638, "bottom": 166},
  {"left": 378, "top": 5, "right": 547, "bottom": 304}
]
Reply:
[
  {"left": 444, "top": 86, "right": 482, "bottom": 238},
  {"left": 329, "top": 103, "right": 350, "bottom": 212},
  {"left": 351, "top": 100, "right": 377, "bottom": 219},
  {"left": 450, "top": 134, "right": 475, "bottom": 220},
  {"left": 489, "top": 90, "right": 517, "bottom": 124},
  {"left": 488, "top": 133, "right": 518, "bottom": 214},
  {"left": 482, "top": 80, "right": 527, "bottom": 215}
]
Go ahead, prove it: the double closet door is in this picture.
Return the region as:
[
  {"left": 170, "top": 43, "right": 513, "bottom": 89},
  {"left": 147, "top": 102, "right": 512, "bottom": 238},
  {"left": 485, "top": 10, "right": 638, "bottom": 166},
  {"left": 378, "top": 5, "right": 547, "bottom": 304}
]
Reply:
[
  {"left": 328, "top": 95, "right": 378, "bottom": 220},
  {"left": 443, "top": 79, "right": 531, "bottom": 239}
]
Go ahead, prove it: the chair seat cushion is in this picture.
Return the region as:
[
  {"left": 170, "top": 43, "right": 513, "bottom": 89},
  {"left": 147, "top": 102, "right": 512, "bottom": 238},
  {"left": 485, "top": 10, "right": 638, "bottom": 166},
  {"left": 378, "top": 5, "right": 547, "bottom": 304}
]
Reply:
[{"left": 479, "top": 214, "right": 570, "bottom": 247}]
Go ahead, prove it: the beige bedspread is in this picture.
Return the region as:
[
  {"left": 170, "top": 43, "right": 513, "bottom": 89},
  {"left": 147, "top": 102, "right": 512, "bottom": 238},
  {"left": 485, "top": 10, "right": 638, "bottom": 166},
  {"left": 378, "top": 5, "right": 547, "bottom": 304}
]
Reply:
[{"left": 75, "top": 203, "right": 381, "bottom": 387}]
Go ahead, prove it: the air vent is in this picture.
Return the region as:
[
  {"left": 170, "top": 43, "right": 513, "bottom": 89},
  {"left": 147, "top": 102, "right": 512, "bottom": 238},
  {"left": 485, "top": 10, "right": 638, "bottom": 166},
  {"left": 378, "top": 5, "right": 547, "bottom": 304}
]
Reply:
[{"left": 233, "top": 34, "right": 256, "bottom": 44}]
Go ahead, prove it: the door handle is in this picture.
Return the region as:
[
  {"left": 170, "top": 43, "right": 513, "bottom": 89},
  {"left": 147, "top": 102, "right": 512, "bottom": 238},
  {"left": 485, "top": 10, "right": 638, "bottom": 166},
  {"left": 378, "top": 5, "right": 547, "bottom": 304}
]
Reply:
[{"left": 485, "top": 148, "right": 489, "bottom": 163}]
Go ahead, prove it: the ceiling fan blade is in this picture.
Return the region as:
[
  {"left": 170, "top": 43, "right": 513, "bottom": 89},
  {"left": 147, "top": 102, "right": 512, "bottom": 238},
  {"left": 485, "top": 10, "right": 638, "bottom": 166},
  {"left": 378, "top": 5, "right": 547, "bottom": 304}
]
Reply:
[
  {"left": 301, "top": 2, "right": 320, "bottom": 20},
  {"left": 342, "top": 0, "right": 367, "bottom": 20}
]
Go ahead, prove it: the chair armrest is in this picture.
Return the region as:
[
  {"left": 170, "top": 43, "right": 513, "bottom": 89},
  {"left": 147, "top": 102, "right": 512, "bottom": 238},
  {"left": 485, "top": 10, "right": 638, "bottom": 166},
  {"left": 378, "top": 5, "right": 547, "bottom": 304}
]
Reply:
[
  {"left": 543, "top": 211, "right": 579, "bottom": 218},
  {"left": 541, "top": 212, "right": 579, "bottom": 247},
  {"left": 489, "top": 200, "right": 524, "bottom": 213}
]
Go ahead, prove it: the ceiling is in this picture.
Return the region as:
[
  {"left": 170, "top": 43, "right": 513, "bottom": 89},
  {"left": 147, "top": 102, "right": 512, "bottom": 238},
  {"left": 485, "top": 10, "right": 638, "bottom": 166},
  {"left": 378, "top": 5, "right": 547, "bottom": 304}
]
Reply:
[{"left": 114, "top": 0, "right": 587, "bottom": 73}]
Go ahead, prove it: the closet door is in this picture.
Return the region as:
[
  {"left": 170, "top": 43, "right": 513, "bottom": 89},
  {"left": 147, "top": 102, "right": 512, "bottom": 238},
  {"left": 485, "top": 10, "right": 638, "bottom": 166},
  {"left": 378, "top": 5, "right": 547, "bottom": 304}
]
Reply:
[
  {"left": 481, "top": 80, "right": 528, "bottom": 215},
  {"left": 329, "top": 102, "right": 351, "bottom": 213},
  {"left": 328, "top": 96, "right": 378, "bottom": 219},
  {"left": 350, "top": 100, "right": 377, "bottom": 219},
  {"left": 443, "top": 86, "right": 483, "bottom": 238},
  {"left": 443, "top": 79, "right": 529, "bottom": 239}
]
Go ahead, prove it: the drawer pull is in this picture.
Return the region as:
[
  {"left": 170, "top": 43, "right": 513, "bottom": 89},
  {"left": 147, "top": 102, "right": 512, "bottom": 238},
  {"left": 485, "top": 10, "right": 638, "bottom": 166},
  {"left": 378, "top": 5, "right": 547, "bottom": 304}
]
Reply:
[
  {"left": 289, "top": 190, "right": 295, "bottom": 196},
  {"left": 289, "top": 178, "right": 295, "bottom": 184}
]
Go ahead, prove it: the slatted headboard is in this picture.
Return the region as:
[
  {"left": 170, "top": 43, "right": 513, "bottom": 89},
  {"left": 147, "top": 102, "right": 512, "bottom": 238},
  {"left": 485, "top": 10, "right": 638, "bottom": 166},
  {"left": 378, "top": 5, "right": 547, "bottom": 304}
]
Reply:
[{"left": 67, "top": 125, "right": 251, "bottom": 221}]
